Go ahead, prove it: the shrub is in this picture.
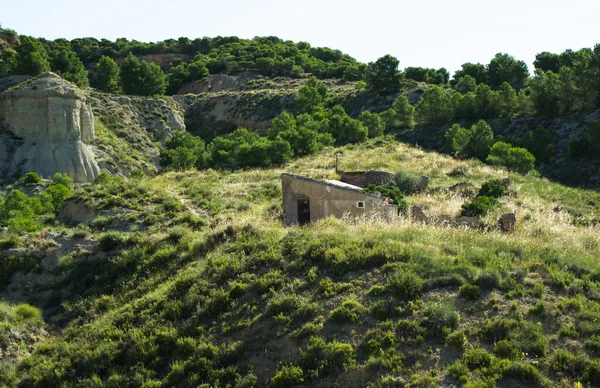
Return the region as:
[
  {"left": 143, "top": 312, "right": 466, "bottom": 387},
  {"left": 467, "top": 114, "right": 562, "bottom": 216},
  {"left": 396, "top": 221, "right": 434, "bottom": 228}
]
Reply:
[
  {"left": 503, "top": 361, "right": 542, "bottom": 383},
  {"left": 446, "top": 330, "right": 468, "bottom": 348},
  {"left": 461, "top": 196, "right": 499, "bottom": 217},
  {"left": 329, "top": 299, "right": 367, "bottom": 324},
  {"left": 363, "top": 183, "right": 407, "bottom": 213},
  {"left": 13, "top": 303, "right": 43, "bottom": 326},
  {"left": 486, "top": 141, "right": 535, "bottom": 174},
  {"left": 476, "top": 270, "right": 501, "bottom": 290},
  {"left": 393, "top": 170, "right": 421, "bottom": 194},
  {"left": 459, "top": 284, "right": 481, "bottom": 300},
  {"left": 447, "top": 360, "right": 469, "bottom": 381},
  {"left": 493, "top": 339, "right": 522, "bottom": 360},
  {"left": 385, "top": 270, "right": 425, "bottom": 300},
  {"left": 299, "top": 336, "right": 355, "bottom": 378},
  {"left": 423, "top": 301, "right": 460, "bottom": 337},
  {"left": 268, "top": 365, "right": 304, "bottom": 388},
  {"left": 463, "top": 347, "right": 493, "bottom": 370},
  {"left": 477, "top": 180, "right": 507, "bottom": 198},
  {"left": 51, "top": 172, "right": 74, "bottom": 190},
  {"left": 22, "top": 172, "right": 42, "bottom": 185},
  {"left": 99, "top": 232, "right": 127, "bottom": 252}
]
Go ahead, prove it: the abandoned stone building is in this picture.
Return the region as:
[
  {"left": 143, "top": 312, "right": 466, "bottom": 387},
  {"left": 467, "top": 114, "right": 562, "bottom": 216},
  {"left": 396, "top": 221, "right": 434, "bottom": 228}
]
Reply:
[{"left": 281, "top": 173, "right": 399, "bottom": 226}]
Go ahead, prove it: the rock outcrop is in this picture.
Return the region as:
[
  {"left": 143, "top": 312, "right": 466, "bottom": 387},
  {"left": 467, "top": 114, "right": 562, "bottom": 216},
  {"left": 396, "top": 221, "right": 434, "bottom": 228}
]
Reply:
[{"left": 0, "top": 72, "right": 100, "bottom": 182}]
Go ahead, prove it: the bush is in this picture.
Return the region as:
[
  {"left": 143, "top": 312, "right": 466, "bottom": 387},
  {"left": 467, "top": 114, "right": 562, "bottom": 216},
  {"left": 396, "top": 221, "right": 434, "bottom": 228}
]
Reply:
[
  {"left": 299, "top": 336, "right": 355, "bottom": 378},
  {"left": 268, "top": 365, "right": 304, "bottom": 388},
  {"left": 99, "top": 232, "right": 127, "bottom": 252},
  {"left": 486, "top": 141, "right": 535, "bottom": 174},
  {"left": 385, "top": 270, "right": 425, "bottom": 300},
  {"left": 423, "top": 301, "right": 460, "bottom": 337},
  {"left": 503, "top": 361, "right": 542, "bottom": 383},
  {"left": 459, "top": 284, "right": 481, "bottom": 300},
  {"left": 329, "top": 299, "right": 367, "bottom": 324},
  {"left": 478, "top": 180, "right": 507, "bottom": 198},
  {"left": 21, "top": 172, "right": 42, "bottom": 185},
  {"left": 446, "top": 330, "right": 468, "bottom": 348},
  {"left": 13, "top": 303, "right": 43, "bottom": 325},
  {"left": 463, "top": 347, "right": 493, "bottom": 370},
  {"left": 461, "top": 196, "right": 499, "bottom": 217},
  {"left": 476, "top": 270, "right": 501, "bottom": 290},
  {"left": 393, "top": 170, "right": 421, "bottom": 194},
  {"left": 363, "top": 183, "right": 407, "bottom": 213},
  {"left": 493, "top": 339, "right": 521, "bottom": 360}
]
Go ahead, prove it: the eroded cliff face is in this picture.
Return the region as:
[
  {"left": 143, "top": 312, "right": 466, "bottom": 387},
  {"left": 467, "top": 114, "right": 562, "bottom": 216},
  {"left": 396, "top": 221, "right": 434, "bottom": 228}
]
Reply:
[{"left": 0, "top": 73, "right": 101, "bottom": 182}]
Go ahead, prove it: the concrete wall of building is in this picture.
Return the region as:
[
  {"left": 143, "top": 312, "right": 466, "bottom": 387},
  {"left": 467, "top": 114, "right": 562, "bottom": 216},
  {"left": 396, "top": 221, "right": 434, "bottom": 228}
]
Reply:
[{"left": 282, "top": 174, "right": 398, "bottom": 226}]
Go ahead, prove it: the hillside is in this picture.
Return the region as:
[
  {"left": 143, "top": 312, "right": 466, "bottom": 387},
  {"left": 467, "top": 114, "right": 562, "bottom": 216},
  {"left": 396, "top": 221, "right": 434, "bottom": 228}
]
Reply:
[
  {"left": 2, "top": 140, "right": 600, "bottom": 387},
  {"left": 1, "top": 28, "right": 600, "bottom": 387}
]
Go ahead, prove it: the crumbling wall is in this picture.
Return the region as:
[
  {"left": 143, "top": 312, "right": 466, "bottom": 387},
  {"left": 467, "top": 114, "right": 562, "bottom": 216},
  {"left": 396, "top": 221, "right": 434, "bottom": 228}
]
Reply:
[{"left": 339, "top": 170, "right": 394, "bottom": 188}]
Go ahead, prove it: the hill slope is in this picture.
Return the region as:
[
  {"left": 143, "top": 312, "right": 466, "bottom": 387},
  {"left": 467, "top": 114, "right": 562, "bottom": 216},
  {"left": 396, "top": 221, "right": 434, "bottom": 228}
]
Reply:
[{"left": 2, "top": 139, "right": 600, "bottom": 387}]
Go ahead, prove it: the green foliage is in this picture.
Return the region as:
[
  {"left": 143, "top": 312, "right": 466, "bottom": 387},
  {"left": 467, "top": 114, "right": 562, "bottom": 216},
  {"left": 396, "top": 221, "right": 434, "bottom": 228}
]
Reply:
[
  {"left": 299, "top": 336, "right": 356, "bottom": 378},
  {"left": 446, "top": 330, "right": 468, "bottom": 348},
  {"left": 569, "top": 122, "right": 600, "bottom": 159},
  {"left": 358, "top": 111, "right": 385, "bottom": 138},
  {"left": 0, "top": 189, "right": 44, "bottom": 232},
  {"left": 120, "top": 52, "right": 166, "bottom": 96},
  {"left": 392, "top": 170, "right": 421, "bottom": 194},
  {"left": 93, "top": 55, "right": 120, "bottom": 93},
  {"left": 15, "top": 36, "right": 50, "bottom": 76},
  {"left": 415, "top": 85, "right": 454, "bottom": 125},
  {"left": 385, "top": 269, "right": 425, "bottom": 300},
  {"left": 445, "top": 120, "right": 494, "bottom": 161},
  {"left": 381, "top": 95, "right": 415, "bottom": 129},
  {"left": 21, "top": 172, "right": 42, "bottom": 185},
  {"left": 268, "top": 365, "right": 304, "bottom": 388},
  {"left": 50, "top": 46, "right": 89, "bottom": 87},
  {"left": 463, "top": 347, "right": 493, "bottom": 370},
  {"left": 459, "top": 284, "right": 481, "bottom": 300},
  {"left": 365, "top": 54, "right": 403, "bottom": 94},
  {"left": 295, "top": 76, "right": 329, "bottom": 115},
  {"left": 423, "top": 301, "right": 460, "bottom": 337},
  {"left": 363, "top": 183, "right": 407, "bottom": 212},
  {"left": 461, "top": 196, "right": 499, "bottom": 217},
  {"left": 160, "top": 131, "right": 207, "bottom": 170},
  {"left": 405, "top": 66, "right": 449, "bottom": 84},
  {"left": 486, "top": 142, "right": 536, "bottom": 174},
  {"left": 329, "top": 299, "right": 367, "bottom": 323},
  {"left": 478, "top": 180, "right": 507, "bottom": 198},
  {"left": 516, "top": 127, "right": 554, "bottom": 163},
  {"left": 487, "top": 52, "right": 529, "bottom": 90}
]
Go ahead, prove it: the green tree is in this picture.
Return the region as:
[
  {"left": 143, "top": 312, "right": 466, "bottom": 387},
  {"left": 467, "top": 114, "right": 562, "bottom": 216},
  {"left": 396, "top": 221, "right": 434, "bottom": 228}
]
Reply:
[
  {"left": 358, "top": 111, "right": 385, "bottom": 137},
  {"left": 455, "top": 75, "right": 477, "bottom": 94},
  {"left": 160, "top": 131, "right": 207, "bottom": 170},
  {"left": 452, "top": 62, "right": 488, "bottom": 85},
  {"left": 474, "top": 83, "right": 501, "bottom": 119},
  {"left": 487, "top": 53, "right": 529, "bottom": 90},
  {"left": 295, "top": 76, "right": 329, "bottom": 114},
  {"left": 533, "top": 51, "right": 560, "bottom": 73},
  {"left": 0, "top": 44, "right": 17, "bottom": 77},
  {"left": 120, "top": 52, "right": 141, "bottom": 95},
  {"left": 465, "top": 120, "right": 495, "bottom": 161},
  {"left": 93, "top": 55, "right": 120, "bottom": 93},
  {"left": 15, "top": 36, "right": 50, "bottom": 76},
  {"left": 530, "top": 70, "right": 561, "bottom": 116},
  {"left": 138, "top": 60, "right": 166, "bottom": 95},
  {"left": 486, "top": 141, "right": 536, "bottom": 174},
  {"left": 415, "top": 86, "right": 454, "bottom": 125},
  {"left": 497, "top": 82, "right": 518, "bottom": 118},
  {"left": 365, "top": 54, "right": 403, "bottom": 94},
  {"left": 51, "top": 47, "right": 89, "bottom": 87},
  {"left": 444, "top": 123, "right": 471, "bottom": 157}
]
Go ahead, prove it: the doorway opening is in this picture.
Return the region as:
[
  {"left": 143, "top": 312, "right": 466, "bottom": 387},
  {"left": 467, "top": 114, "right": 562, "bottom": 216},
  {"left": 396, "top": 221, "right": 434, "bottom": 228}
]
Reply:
[{"left": 297, "top": 199, "right": 310, "bottom": 225}]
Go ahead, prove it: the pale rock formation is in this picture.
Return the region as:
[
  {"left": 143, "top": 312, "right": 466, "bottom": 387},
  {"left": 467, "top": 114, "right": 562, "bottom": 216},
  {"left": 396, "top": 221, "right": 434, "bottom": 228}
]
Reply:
[{"left": 0, "top": 72, "right": 100, "bottom": 182}]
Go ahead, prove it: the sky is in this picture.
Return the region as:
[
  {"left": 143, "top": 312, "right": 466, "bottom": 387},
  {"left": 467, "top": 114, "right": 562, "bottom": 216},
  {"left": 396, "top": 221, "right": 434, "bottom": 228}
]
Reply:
[{"left": 2, "top": 0, "right": 599, "bottom": 74}]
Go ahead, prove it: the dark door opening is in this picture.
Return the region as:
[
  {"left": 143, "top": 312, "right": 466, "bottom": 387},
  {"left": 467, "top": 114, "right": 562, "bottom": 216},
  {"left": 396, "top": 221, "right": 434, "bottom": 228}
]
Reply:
[{"left": 297, "top": 199, "right": 310, "bottom": 225}]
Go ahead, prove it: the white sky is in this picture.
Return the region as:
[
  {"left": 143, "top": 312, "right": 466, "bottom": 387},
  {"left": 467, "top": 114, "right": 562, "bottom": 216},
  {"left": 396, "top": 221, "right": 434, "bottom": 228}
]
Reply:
[{"left": 3, "top": 0, "right": 599, "bottom": 74}]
